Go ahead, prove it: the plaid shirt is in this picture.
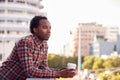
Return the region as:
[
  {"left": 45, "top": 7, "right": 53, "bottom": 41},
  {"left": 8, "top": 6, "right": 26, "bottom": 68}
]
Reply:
[{"left": 0, "top": 34, "right": 58, "bottom": 80}]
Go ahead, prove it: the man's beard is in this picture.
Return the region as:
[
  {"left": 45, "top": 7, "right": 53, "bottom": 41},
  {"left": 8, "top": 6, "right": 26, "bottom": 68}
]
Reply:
[{"left": 37, "top": 35, "right": 49, "bottom": 41}]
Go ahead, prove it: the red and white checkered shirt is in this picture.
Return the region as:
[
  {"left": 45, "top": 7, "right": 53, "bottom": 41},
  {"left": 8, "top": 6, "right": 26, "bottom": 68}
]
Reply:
[{"left": 0, "top": 34, "right": 58, "bottom": 80}]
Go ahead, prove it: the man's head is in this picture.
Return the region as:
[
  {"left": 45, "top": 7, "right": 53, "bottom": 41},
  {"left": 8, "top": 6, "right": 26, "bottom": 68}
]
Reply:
[{"left": 30, "top": 16, "right": 51, "bottom": 40}]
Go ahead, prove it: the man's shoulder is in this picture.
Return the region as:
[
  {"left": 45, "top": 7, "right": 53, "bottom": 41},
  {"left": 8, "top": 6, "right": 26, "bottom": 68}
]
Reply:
[{"left": 17, "top": 34, "right": 33, "bottom": 43}]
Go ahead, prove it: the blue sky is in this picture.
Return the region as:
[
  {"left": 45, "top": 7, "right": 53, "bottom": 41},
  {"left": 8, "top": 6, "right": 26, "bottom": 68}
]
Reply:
[{"left": 41, "top": 0, "right": 120, "bottom": 54}]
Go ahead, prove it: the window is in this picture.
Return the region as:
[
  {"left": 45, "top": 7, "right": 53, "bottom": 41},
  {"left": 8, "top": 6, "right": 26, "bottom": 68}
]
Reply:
[
  {"left": 0, "top": 20, "right": 4, "bottom": 23},
  {"left": 8, "top": 10, "right": 23, "bottom": 14},
  {"left": 0, "top": 10, "right": 5, "bottom": 13},
  {"left": 16, "top": 0, "right": 25, "bottom": 4},
  {"left": 27, "top": 11, "right": 35, "bottom": 15},
  {"left": 16, "top": 20, "right": 22, "bottom": 23},
  {"left": 0, "top": 30, "right": 4, "bottom": 34},
  {"left": 0, "top": 0, "right": 5, "bottom": 2},
  {"left": 27, "top": 2, "right": 36, "bottom": 7},
  {"left": 8, "top": 0, "right": 13, "bottom": 2},
  {"left": 7, "top": 20, "right": 13, "bottom": 24},
  {"left": 7, "top": 31, "right": 10, "bottom": 34}
]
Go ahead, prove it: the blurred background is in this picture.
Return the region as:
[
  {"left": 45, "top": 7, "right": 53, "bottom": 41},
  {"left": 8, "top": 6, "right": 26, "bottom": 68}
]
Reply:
[{"left": 0, "top": 0, "right": 120, "bottom": 80}]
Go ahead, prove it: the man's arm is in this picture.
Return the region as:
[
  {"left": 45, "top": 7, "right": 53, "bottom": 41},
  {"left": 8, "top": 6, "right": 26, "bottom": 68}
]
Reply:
[{"left": 17, "top": 39, "right": 59, "bottom": 78}]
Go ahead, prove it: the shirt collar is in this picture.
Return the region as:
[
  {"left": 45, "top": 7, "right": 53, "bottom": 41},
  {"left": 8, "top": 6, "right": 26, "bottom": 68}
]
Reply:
[{"left": 32, "top": 34, "right": 43, "bottom": 47}]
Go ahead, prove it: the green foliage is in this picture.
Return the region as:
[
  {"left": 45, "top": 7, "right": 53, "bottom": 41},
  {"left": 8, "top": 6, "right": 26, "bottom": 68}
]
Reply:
[
  {"left": 82, "top": 55, "right": 95, "bottom": 69},
  {"left": 82, "top": 56, "right": 120, "bottom": 70},
  {"left": 103, "top": 58, "right": 114, "bottom": 69},
  {"left": 81, "top": 55, "right": 120, "bottom": 80},
  {"left": 48, "top": 54, "right": 78, "bottom": 69},
  {"left": 92, "top": 57, "right": 104, "bottom": 70},
  {"left": 97, "top": 71, "right": 120, "bottom": 80},
  {"left": 48, "top": 54, "right": 64, "bottom": 68},
  {"left": 97, "top": 72, "right": 108, "bottom": 80},
  {"left": 113, "top": 57, "right": 120, "bottom": 67},
  {"left": 48, "top": 53, "right": 120, "bottom": 80}
]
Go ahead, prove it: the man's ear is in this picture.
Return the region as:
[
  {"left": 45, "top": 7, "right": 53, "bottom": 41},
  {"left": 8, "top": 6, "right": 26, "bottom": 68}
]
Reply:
[{"left": 33, "top": 28, "right": 37, "bottom": 33}]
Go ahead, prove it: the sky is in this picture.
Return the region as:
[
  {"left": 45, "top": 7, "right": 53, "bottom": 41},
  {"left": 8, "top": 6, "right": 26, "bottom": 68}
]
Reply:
[{"left": 41, "top": 0, "right": 120, "bottom": 54}]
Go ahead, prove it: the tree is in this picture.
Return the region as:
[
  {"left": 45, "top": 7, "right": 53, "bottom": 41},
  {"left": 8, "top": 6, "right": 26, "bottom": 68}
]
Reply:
[
  {"left": 113, "top": 57, "right": 120, "bottom": 67},
  {"left": 48, "top": 53, "right": 78, "bottom": 69},
  {"left": 103, "top": 58, "right": 114, "bottom": 69},
  {"left": 82, "top": 55, "right": 95, "bottom": 69},
  {"left": 92, "top": 57, "right": 104, "bottom": 70}
]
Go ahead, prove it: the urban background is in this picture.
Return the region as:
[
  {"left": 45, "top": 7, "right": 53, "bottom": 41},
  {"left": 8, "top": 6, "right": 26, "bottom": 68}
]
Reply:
[{"left": 0, "top": 0, "right": 120, "bottom": 80}]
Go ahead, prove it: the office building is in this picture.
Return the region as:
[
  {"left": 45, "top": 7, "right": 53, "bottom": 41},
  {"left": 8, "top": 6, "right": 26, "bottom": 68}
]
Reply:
[{"left": 0, "top": 0, "right": 46, "bottom": 61}]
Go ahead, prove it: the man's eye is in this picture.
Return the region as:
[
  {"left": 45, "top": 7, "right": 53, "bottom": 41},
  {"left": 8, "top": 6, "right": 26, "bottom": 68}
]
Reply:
[{"left": 42, "top": 26, "right": 47, "bottom": 29}]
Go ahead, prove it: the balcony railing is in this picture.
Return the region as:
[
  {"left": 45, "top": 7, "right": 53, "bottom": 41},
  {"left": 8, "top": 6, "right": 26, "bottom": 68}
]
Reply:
[
  {"left": 0, "top": 3, "right": 42, "bottom": 13},
  {"left": 0, "top": 34, "right": 27, "bottom": 41},
  {"left": 0, "top": 23, "right": 29, "bottom": 32}
]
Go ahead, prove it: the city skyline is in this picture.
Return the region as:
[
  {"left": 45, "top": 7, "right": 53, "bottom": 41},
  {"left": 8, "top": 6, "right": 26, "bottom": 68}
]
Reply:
[{"left": 41, "top": 0, "right": 120, "bottom": 54}]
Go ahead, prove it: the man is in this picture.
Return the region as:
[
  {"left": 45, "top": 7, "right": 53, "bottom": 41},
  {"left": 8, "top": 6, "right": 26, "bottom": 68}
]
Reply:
[{"left": 0, "top": 16, "right": 77, "bottom": 80}]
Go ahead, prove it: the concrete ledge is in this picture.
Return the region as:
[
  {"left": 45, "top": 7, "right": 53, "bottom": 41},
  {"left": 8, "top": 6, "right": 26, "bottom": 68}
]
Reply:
[{"left": 26, "top": 78, "right": 55, "bottom": 80}]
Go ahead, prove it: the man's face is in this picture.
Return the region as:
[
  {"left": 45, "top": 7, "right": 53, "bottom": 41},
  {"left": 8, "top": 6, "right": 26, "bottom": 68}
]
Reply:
[{"left": 33, "top": 19, "right": 51, "bottom": 40}]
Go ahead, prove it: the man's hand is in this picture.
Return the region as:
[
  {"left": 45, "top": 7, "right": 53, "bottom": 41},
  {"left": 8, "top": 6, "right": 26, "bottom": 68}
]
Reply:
[{"left": 58, "top": 68, "right": 77, "bottom": 78}]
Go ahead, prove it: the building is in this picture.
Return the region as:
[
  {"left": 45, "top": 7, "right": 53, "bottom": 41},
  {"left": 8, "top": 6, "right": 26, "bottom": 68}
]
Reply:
[
  {"left": 0, "top": 0, "right": 46, "bottom": 61},
  {"left": 89, "top": 35, "right": 116, "bottom": 56},
  {"left": 105, "top": 26, "right": 119, "bottom": 41},
  {"left": 116, "top": 35, "right": 120, "bottom": 54},
  {"left": 89, "top": 35, "right": 120, "bottom": 56},
  {"left": 72, "top": 22, "right": 106, "bottom": 56},
  {"left": 72, "top": 22, "right": 119, "bottom": 56}
]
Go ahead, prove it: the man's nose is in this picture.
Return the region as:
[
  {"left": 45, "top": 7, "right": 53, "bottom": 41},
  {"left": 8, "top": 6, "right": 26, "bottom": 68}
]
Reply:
[{"left": 47, "top": 28, "right": 51, "bottom": 33}]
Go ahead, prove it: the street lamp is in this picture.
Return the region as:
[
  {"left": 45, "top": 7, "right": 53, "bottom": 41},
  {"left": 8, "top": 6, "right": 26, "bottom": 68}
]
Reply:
[
  {"left": 69, "top": 28, "right": 81, "bottom": 80},
  {"left": 78, "top": 27, "right": 81, "bottom": 79}
]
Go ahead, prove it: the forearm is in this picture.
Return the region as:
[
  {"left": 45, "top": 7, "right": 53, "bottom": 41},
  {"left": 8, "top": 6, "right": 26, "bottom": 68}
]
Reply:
[{"left": 27, "top": 66, "right": 60, "bottom": 78}]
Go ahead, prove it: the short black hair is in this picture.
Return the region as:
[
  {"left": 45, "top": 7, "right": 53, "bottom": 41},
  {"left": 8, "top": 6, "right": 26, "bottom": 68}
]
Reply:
[{"left": 30, "top": 16, "right": 47, "bottom": 34}]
